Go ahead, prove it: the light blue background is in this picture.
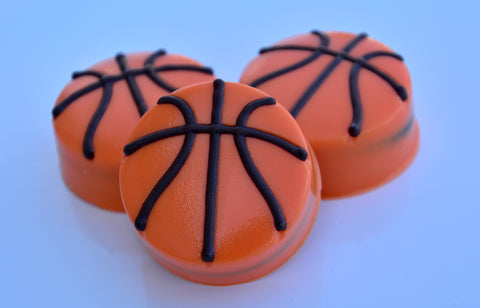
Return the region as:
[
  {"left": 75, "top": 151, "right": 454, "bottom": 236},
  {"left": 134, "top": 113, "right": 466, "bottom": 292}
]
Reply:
[{"left": 1, "top": 0, "right": 478, "bottom": 307}]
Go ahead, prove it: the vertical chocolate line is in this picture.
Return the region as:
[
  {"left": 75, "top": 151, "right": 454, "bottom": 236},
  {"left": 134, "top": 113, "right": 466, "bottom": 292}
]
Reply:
[
  {"left": 82, "top": 81, "right": 114, "bottom": 159},
  {"left": 290, "top": 33, "right": 368, "bottom": 117},
  {"left": 348, "top": 63, "right": 363, "bottom": 137},
  {"left": 202, "top": 79, "right": 224, "bottom": 262},
  {"left": 116, "top": 53, "right": 149, "bottom": 116},
  {"left": 235, "top": 98, "right": 287, "bottom": 231}
]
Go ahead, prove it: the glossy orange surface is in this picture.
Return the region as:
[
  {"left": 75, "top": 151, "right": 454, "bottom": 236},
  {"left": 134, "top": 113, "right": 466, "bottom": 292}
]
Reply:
[
  {"left": 53, "top": 52, "right": 215, "bottom": 211},
  {"left": 240, "top": 31, "right": 420, "bottom": 198},
  {"left": 119, "top": 81, "right": 321, "bottom": 285}
]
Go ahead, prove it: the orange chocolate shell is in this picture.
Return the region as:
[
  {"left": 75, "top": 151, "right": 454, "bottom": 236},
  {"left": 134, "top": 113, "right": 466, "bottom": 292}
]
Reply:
[
  {"left": 240, "top": 30, "right": 420, "bottom": 198},
  {"left": 119, "top": 79, "right": 321, "bottom": 285},
  {"left": 52, "top": 50, "right": 215, "bottom": 211}
]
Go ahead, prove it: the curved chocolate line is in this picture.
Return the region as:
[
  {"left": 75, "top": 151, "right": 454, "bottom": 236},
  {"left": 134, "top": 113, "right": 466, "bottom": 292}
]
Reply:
[
  {"left": 134, "top": 95, "right": 196, "bottom": 231},
  {"left": 348, "top": 51, "right": 407, "bottom": 137},
  {"left": 82, "top": 81, "right": 113, "bottom": 159},
  {"left": 235, "top": 97, "right": 288, "bottom": 231},
  {"left": 144, "top": 49, "right": 167, "bottom": 66},
  {"left": 251, "top": 31, "right": 329, "bottom": 87}
]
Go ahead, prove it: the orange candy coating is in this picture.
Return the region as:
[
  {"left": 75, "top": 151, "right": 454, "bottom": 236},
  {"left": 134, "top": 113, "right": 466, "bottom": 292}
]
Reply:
[
  {"left": 240, "top": 31, "right": 419, "bottom": 198},
  {"left": 53, "top": 51, "right": 215, "bottom": 211},
  {"left": 119, "top": 80, "right": 321, "bottom": 285}
]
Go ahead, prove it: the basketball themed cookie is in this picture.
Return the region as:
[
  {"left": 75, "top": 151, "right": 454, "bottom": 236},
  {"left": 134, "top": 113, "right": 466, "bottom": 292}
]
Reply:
[
  {"left": 120, "top": 79, "right": 321, "bottom": 285},
  {"left": 53, "top": 50, "right": 215, "bottom": 211},
  {"left": 240, "top": 30, "right": 419, "bottom": 198}
]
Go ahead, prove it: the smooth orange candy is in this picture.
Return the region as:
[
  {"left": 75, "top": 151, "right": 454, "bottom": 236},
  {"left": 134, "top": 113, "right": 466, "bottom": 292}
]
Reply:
[
  {"left": 52, "top": 50, "right": 215, "bottom": 211},
  {"left": 241, "top": 31, "right": 419, "bottom": 198},
  {"left": 120, "top": 80, "right": 321, "bottom": 285}
]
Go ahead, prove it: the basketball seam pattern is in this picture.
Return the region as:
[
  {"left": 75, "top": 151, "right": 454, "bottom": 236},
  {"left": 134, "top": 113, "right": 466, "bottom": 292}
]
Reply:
[
  {"left": 248, "top": 31, "right": 408, "bottom": 137},
  {"left": 124, "top": 79, "right": 308, "bottom": 262},
  {"left": 52, "top": 50, "right": 214, "bottom": 159}
]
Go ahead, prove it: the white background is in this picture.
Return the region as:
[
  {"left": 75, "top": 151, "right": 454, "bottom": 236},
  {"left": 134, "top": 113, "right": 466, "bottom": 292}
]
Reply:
[{"left": 1, "top": 0, "right": 478, "bottom": 307}]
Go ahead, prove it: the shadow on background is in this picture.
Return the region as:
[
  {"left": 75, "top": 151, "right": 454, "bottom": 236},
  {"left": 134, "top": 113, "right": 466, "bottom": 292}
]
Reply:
[
  {"left": 314, "top": 167, "right": 414, "bottom": 245},
  {"left": 70, "top": 193, "right": 144, "bottom": 256}
]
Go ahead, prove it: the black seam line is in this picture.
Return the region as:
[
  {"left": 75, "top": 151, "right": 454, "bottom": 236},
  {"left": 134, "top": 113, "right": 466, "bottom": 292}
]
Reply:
[
  {"left": 134, "top": 132, "right": 195, "bottom": 231},
  {"left": 123, "top": 124, "right": 307, "bottom": 160},
  {"left": 134, "top": 95, "right": 196, "bottom": 232},
  {"left": 235, "top": 97, "right": 289, "bottom": 231},
  {"left": 289, "top": 33, "right": 368, "bottom": 117},
  {"left": 250, "top": 31, "right": 329, "bottom": 87},
  {"left": 202, "top": 79, "right": 224, "bottom": 262},
  {"left": 116, "top": 53, "right": 148, "bottom": 116},
  {"left": 348, "top": 51, "right": 408, "bottom": 137},
  {"left": 255, "top": 45, "right": 404, "bottom": 91},
  {"left": 82, "top": 81, "right": 113, "bottom": 159},
  {"left": 52, "top": 67, "right": 213, "bottom": 118},
  {"left": 52, "top": 65, "right": 213, "bottom": 118},
  {"left": 253, "top": 38, "right": 404, "bottom": 92}
]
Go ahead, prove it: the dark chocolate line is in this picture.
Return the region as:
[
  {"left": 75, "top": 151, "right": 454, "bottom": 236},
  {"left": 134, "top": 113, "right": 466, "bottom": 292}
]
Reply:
[
  {"left": 311, "top": 30, "right": 330, "bottom": 46},
  {"left": 250, "top": 51, "right": 322, "bottom": 88},
  {"left": 134, "top": 132, "right": 195, "bottom": 231},
  {"left": 202, "top": 79, "right": 224, "bottom": 262},
  {"left": 348, "top": 63, "right": 363, "bottom": 137},
  {"left": 82, "top": 82, "right": 113, "bottom": 159},
  {"left": 144, "top": 49, "right": 167, "bottom": 66},
  {"left": 154, "top": 65, "right": 214, "bottom": 74},
  {"left": 251, "top": 31, "right": 329, "bottom": 87},
  {"left": 123, "top": 124, "right": 306, "bottom": 159},
  {"left": 257, "top": 43, "right": 405, "bottom": 95},
  {"left": 290, "top": 33, "right": 368, "bottom": 117},
  {"left": 357, "top": 51, "right": 408, "bottom": 100},
  {"left": 257, "top": 30, "right": 329, "bottom": 55},
  {"left": 235, "top": 98, "right": 288, "bottom": 231},
  {"left": 53, "top": 62, "right": 213, "bottom": 119},
  {"left": 116, "top": 53, "right": 148, "bottom": 116},
  {"left": 134, "top": 96, "right": 196, "bottom": 231},
  {"left": 388, "top": 113, "right": 414, "bottom": 144},
  {"left": 52, "top": 81, "right": 105, "bottom": 118},
  {"left": 143, "top": 49, "right": 176, "bottom": 91},
  {"left": 348, "top": 51, "right": 407, "bottom": 137},
  {"left": 260, "top": 45, "right": 317, "bottom": 54},
  {"left": 72, "top": 70, "right": 104, "bottom": 79}
]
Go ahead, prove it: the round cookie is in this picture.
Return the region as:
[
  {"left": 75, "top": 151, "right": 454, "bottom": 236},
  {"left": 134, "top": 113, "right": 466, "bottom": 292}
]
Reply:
[
  {"left": 240, "top": 30, "right": 419, "bottom": 198},
  {"left": 53, "top": 50, "right": 215, "bottom": 211},
  {"left": 120, "top": 79, "right": 321, "bottom": 285}
]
